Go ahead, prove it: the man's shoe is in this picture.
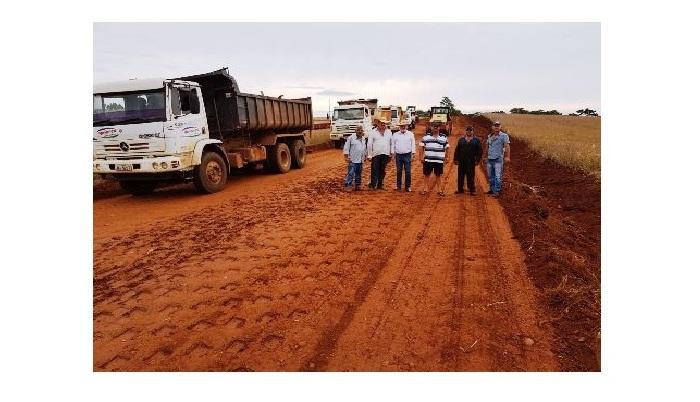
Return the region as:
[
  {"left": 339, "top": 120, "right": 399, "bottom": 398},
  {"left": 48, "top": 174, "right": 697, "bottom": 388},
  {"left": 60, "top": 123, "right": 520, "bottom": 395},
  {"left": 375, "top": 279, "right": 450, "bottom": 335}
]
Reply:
[
  {"left": 354, "top": 186, "right": 362, "bottom": 191},
  {"left": 485, "top": 190, "right": 494, "bottom": 195},
  {"left": 490, "top": 192, "right": 499, "bottom": 197},
  {"left": 455, "top": 190, "right": 464, "bottom": 194},
  {"left": 378, "top": 186, "right": 387, "bottom": 191},
  {"left": 405, "top": 188, "right": 412, "bottom": 192},
  {"left": 469, "top": 191, "right": 476, "bottom": 196},
  {"left": 343, "top": 186, "right": 353, "bottom": 192},
  {"left": 394, "top": 188, "right": 402, "bottom": 192}
]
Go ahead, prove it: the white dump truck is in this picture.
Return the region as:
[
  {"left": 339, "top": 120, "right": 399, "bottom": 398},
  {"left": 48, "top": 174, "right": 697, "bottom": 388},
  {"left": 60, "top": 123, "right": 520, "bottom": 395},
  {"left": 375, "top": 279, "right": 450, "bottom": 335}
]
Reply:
[
  {"left": 93, "top": 68, "right": 313, "bottom": 195},
  {"left": 389, "top": 106, "right": 404, "bottom": 132},
  {"left": 405, "top": 105, "right": 417, "bottom": 128},
  {"left": 329, "top": 102, "right": 374, "bottom": 149}
]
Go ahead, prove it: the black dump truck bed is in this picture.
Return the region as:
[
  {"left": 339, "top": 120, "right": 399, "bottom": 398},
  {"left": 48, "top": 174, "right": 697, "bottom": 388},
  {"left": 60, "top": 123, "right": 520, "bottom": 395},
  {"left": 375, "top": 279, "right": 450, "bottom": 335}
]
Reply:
[{"left": 177, "top": 68, "right": 313, "bottom": 139}]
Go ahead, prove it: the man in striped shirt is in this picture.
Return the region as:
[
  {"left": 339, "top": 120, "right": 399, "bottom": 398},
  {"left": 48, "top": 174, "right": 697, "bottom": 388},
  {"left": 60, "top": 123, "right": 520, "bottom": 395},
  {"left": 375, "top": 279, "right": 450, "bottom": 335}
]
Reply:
[{"left": 418, "top": 122, "right": 450, "bottom": 196}]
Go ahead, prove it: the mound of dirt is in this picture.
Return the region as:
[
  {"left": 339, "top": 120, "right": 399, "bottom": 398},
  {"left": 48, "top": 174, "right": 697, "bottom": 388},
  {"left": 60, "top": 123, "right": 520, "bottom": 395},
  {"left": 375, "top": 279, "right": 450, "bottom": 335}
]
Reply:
[{"left": 471, "top": 115, "right": 601, "bottom": 371}]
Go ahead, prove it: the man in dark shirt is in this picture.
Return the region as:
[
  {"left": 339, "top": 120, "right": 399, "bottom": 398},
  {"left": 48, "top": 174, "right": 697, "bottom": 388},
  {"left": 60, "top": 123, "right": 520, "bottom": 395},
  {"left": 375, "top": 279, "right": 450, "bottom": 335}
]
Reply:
[{"left": 453, "top": 126, "right": 483, "bottom": 195}]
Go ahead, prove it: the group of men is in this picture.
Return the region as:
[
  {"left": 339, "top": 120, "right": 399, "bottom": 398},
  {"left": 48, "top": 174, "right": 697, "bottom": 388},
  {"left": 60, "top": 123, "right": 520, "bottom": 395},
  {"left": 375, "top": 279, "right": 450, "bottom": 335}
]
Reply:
[{"left": 342, "top": 119, "right": 511, "bottom": 197}]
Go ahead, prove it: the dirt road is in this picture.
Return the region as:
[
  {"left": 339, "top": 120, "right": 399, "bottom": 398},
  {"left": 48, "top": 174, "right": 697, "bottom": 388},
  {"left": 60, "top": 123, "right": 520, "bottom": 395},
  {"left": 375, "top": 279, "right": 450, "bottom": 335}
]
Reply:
[{"left": 94, "top": 117, "right": 559, "bottom": 371}]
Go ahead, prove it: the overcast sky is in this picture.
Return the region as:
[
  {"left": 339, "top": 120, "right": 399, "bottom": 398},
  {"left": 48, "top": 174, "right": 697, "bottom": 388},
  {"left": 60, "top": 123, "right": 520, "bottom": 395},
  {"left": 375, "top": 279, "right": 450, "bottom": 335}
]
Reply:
[{"left": 94, "top": 22, "right": 600, "bottom": 116}]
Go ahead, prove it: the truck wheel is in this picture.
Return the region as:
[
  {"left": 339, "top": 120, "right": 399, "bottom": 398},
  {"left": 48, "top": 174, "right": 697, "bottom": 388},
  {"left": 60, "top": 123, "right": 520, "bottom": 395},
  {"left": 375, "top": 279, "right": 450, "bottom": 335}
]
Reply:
[
  {"left": 271, "top": 142, "right": 292, "bottom": 173},
  {"left": 194, "top": 151, "right": 228, "bottom": 193},
  {"left": 119, "top": 180, "right": 157, "bottom": 196},
  {"left": 333, "top": 140, "right": 343, "bottom": 149},
  {"left": 291, "top": 139, "right": 306, "bottom": 169}
]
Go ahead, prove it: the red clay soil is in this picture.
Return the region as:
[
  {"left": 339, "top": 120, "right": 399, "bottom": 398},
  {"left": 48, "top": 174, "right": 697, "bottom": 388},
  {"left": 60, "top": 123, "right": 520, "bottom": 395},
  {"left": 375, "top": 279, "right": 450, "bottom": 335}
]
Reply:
[
  {"left": 93, "top": 116, "right": 588, "bottom": 371},
  {"left": 471, "top": 115, "right": 601, "bottom": 371}
]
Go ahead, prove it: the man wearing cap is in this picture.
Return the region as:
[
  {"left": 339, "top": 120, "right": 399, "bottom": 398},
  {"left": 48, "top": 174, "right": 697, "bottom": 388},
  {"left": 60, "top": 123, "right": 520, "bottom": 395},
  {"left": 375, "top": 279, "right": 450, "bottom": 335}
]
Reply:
[
  {"left": 367, "top": 119, "right": 393, "bottom": 190},
  {"left": 453, "top": 125, "right": 483, "bottom": 195},
  {"left": 342, "top": 126, "right": 367, "bottom": 191},
  {"left": 484, "top": 121, "right": 511, "bottom": 197},
  {"left": 391, "top": 120, "right": 416, "bottom": 192},
  {"left": 418, "top": 121, "right": 450, "bottom": 196}
]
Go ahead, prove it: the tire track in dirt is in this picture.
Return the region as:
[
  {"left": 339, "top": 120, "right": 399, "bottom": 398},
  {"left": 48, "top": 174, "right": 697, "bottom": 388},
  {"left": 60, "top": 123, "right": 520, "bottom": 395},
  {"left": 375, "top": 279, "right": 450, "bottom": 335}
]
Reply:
[
  {"left": 301, "top": 191, "right": 442, "bottom": 371},
  {"left": 446, "top": 190, "right": 467, "bottom": 369},
  {"left": 94, "top": 152, "right": 427, "bottom": 370},
  {"left": 463, "top": 167, "right": 559, "bottom": 370},
  {"left": 318, "top": 120, "right": 558, "bottom": 371}
]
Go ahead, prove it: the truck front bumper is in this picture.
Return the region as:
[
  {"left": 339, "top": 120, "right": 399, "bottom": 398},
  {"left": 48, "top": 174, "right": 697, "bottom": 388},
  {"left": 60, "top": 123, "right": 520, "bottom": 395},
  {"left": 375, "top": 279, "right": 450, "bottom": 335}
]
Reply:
[
  {"left": 330, "top": 132, "right": 354, "bottom": 140},
  {"left": 93, "top": 154, "right": 192, "bottom": 175}
]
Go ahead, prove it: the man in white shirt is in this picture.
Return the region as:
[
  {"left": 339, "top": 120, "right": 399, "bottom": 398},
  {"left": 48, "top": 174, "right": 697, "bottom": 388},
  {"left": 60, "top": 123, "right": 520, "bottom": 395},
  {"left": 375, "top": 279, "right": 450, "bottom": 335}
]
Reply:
[
  {"left": 391, "top": 120, "right": 416, "bottom": 192},
  {"left": 367, "top": 119, "right": 393, "bottom": 190}
]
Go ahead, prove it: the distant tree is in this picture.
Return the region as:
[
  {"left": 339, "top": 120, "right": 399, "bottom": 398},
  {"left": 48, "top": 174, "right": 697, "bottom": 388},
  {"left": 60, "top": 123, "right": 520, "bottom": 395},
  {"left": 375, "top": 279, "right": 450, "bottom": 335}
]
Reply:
[
  {"left": 576, "top": 108, "right": 599, "bottom": 116},
  {"left": 439, "top": 97, "right": 462, "bottom": 116},
  {"left": 568, "top": 113, "right": 578, "bottom": 116},
  {"left": 105, "top": 103, "right": 124, "bottom": 111},
  {"left": 440, "top": 97, "right": 455, "bottom": 110},
  {"left": 510, "top": 107, "right": 561, "bottom": 115}
]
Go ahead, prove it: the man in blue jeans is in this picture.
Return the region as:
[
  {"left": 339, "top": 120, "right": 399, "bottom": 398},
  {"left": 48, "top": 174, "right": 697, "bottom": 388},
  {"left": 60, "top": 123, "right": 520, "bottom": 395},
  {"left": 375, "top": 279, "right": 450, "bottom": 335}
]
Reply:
[
  {"left": 484, "top": 121, "right": 511, "bottom": 197},
  {"left": 391, "top": 120, "right": 416, "bottom": 192},
  {"left": 342, "top": 126, "right": 367, "bottom": 191}
]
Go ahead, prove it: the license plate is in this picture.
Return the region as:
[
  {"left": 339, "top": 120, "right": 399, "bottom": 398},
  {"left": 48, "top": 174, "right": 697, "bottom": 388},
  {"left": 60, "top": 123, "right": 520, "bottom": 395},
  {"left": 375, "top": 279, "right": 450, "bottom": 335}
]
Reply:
[{"left": 115, "top": 164, "right": 133, "bottom": 172}]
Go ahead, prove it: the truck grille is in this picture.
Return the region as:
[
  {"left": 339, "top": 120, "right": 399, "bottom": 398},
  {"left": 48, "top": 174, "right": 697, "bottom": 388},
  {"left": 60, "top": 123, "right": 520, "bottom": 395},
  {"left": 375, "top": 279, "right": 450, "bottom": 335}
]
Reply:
[
  {"left": 335, "top": 124, "right": 358, "bottom": 135},
  {"left": 101, "top": 142, "right": 150, "bottom": 152},
  {"left": 95, "top": 141, "right": 164, "bottom": 157}
]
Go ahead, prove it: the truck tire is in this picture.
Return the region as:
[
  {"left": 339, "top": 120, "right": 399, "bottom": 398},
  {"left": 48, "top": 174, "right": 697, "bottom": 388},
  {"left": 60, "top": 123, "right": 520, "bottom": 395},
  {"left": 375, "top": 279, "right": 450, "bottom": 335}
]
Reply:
[
  {"left": 290, "top": 139, "right": 306, "bottom": 169},
  {"left": 194, "top": 151, "right": 228, "bottom": 193},
  {"left": 333, "top": 140, "right": 344, "bottom": 149},
  {"left": 119, "top": 180, "right": 157, "bottom": 196},
  {"left": 270, "top": 142, "right": 292, "bottom": 173}
]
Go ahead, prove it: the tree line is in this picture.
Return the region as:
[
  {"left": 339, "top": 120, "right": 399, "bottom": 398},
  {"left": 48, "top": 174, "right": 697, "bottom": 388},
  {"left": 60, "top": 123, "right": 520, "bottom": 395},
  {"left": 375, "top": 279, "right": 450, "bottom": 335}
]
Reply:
[
  {"left": 415, "top": 98, "right": 599, "bottom": 117},
  {"left": 490, "top": 107, "right": 599, "bottom": 117}
]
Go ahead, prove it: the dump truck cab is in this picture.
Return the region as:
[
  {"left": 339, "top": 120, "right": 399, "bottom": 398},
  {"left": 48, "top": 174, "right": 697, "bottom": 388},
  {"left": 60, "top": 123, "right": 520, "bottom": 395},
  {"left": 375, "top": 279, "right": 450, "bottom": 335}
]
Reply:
[
  {"left": 93, "top": 78, "right": 212, "bottom": 192},
  {"left": 330, "top": 103, "right": 373, "bottom": 148},
  {"left": 405, "top": 105, "right": 417, "bottom": 128},
  {"left": 375, "top": 106, "right": 392, "bottom": 125},
  {"left": 389, "top": 106, "right": 404, "bottom": 132},
  {"left": 429, "top": 106, "right": 452, "bottom": 135}
]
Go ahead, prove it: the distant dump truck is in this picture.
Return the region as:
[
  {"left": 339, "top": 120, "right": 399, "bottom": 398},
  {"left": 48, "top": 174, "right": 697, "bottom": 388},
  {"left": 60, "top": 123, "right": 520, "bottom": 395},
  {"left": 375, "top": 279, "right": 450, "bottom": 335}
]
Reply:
[
  {"left": 375, "top": 106, "right": 393, "bottom": 125},
  {"left": 389, "top": 106, "right": 404, "bottom": 132},
  {"left": 93, "top": 68, "right": 312, "bottom": 195},
  {"left": 405, "top": 105, "right": 417, "bottom": 128},
  {"left": 338, "top": 98, "right": 377, "bottom": 119},
  {"left": 429, "top": 106, "right": 453, "bottom": 135},
  {"left": 330, "top": 99, "right": 376, "bottom": 148}
]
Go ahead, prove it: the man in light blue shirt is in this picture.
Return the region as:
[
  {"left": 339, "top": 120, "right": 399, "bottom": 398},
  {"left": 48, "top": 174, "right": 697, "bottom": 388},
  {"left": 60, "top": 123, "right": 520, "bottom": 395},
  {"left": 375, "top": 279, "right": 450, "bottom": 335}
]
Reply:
[
  {"left": 342, "top": 126, "right": 368, "bottom": 191},
  {"left": 391, "top": 120, "right": 416, "bottom": 192},
  {"left": 484, "top": 121, "right": 511, "bottom": 197}
]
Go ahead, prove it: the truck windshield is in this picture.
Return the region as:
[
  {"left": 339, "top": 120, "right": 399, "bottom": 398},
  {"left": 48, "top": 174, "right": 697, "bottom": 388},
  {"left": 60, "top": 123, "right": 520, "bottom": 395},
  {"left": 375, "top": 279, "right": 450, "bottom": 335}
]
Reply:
[
  {"left": 391, "top": 110, "right": 398, "bottom": 118},
  {"left": 93, "top": 89, "right": 167, "bottom": 126},
  {"left": 334, "top": 108, "right": 364, "bottom": 120}
]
